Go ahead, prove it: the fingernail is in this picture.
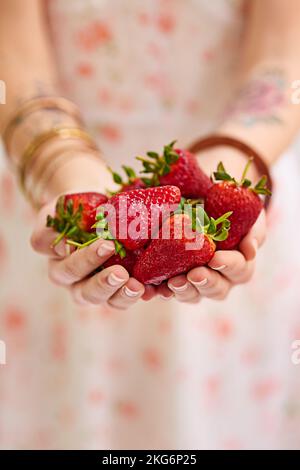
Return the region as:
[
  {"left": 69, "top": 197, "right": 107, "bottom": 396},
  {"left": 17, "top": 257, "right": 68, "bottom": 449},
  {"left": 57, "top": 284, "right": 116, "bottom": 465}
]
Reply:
[
  {"left": 189, "top": 278, "right": 208, "bottom": 287},
  {"left": 107, "top": 272, "right": 126, "bottom": 287},
  {"left": 97, "top": 242, "right": 114, "bottom": 257},
  {"left": 212, "top": 265, "right": 226, "bottom": 271},
  {"left": 123, "top": 286, "right": 140, "bottom": 297},
  {"left": 54, "top": 241, "right": 66, "bottom": 257},
  {"left": 169, "top": 283, "right": 188, "bottom": 292},
  {"left": 159, "top": 294, "right": 173, "bottom": 301}
]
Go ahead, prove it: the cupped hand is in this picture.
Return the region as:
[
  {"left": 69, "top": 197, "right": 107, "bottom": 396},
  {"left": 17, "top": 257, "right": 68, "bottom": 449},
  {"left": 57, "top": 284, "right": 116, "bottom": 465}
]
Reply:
[
  {"left": 161, "top": 210, "right": 266, "bottom": 303},
  {"left": 30, "top": 201, "right": 145, "bottom": 310}
]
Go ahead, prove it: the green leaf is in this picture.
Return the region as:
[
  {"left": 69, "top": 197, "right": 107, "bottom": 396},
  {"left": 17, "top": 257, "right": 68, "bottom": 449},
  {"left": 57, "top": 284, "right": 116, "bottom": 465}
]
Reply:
[
  {"left": 112, "top": 172, "right": 123, "bottom": 184},
  {"left": 214, "top": 211, "right": 233, "bottom": 226},
  {"left": 212, "top": 228, "right": 229, "bottom": 241},
  {"left": 217, "top": 161, "right": 226, "bottom": 173},
  {"left": 242, "top": 178, "right": 252, "bottom": 188},
  {"left": 141, "top": 177, "right": 153, "bottom": 186},
  {"left": 146, "top": 151, "right": 159, "bottom": 160},
  {"left": 122, "top": 165, "right": 136, "bottom": 179},
  {"left": 161, "top": 164, "right": 171, "bottom": 175},
  {"left": 213, "top": 171, "right": 233, "bottom": 182},
  {"left": 207, "top": 218, "right": 217, "bottom": 235}
]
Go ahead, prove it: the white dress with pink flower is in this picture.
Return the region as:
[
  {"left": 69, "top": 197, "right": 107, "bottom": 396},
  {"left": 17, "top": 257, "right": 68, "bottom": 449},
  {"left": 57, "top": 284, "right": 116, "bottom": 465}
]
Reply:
[{"left": 1, "top": 0, "right": 300, "bottom": 450}]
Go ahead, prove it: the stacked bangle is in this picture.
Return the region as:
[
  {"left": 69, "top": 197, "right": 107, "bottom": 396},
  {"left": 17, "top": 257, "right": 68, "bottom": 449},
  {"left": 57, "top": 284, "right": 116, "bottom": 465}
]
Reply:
[
  {"left": 19, "top": 126, "right": 98, "bottom": 189},
  {"left": 2, "top": 96, "right": 83, "bottom": 157}
]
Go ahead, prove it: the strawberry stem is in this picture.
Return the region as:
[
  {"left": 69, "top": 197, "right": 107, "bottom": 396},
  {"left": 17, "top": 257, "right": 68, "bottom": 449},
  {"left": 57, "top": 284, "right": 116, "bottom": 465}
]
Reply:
[
  {"left": 136, "top": 141, "right": 179, "bottom": 186},
  {"left": 240, "top": 157, "right": 253, "bottom": 184},
  {"left": 52, "top": 223, "right": 70, "bottom": 247}
]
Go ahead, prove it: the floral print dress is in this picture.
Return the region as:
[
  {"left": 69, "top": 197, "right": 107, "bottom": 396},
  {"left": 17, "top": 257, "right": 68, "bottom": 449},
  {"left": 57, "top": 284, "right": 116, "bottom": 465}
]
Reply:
[{"left": 1, "top": 0, "right": 300, "bottom": 450}]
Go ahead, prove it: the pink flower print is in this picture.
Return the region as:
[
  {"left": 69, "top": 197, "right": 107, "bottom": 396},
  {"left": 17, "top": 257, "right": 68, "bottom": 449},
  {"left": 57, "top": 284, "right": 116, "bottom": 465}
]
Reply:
[
  {"left": 211, "top": 316, "right": 234, "bottom": 340},
  {"left": 3, "top": 306, "right": 27, "bottom": 331},
  {"left": 116, "top": 401, "right": 139, "bottom": 419},
  {"left": 251, "top": 377, "right": 281, "bottom": 401},
  {"left": 98, "top": 87, "right": 113, "bottom": 106},
  {"left": 0, "top": 233, "right": 8, "bottom": 272},
  {"left": 157, "top": 13, "right": 176, "bottom": 34},
  {"left": 98, "top": 124, "right": 122, "bottom": 142},
  {"left": 76, "top": 62, "right": 94, "bottom": 78},
  {"left": 88, "top": 389, "right": 105, "bottom": 405},
  {"left": 138, "top": 12, "right": 151, "bottom": 26},
  {"left": 222, "top": 437, "right": 243, "bottom": 450},
  {"left": 142, "top": 347, "right": 163, "bottom": 371},
  {"left": 76, "top": 21, "right": 113, "bottom": 52},
  {"left": 51, "top": 322, "right": 67, "bottom": 361}
]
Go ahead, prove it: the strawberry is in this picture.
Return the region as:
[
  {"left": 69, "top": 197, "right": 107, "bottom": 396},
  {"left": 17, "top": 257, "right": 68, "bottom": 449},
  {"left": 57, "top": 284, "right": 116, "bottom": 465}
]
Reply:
[
  {"left": 103, "top": 248, "right": 144, "bottom": 275},
  {"left": 205, "top": 160, "right": 271, "bottom": 250},
  {"left": 47, "top": 192, "right": 108, "bottom": 245},
  {"left": 133, "top": 209, "right": 232, "bottom": 285},
  {"left": 136, "top": 141, "right": 212, "bottom": 198},
  {"left": 95, "top": 185, "right": 182, "bottom": 251},
  {"left": 109, "top": 165, "right": 146, "bottom": 193}
]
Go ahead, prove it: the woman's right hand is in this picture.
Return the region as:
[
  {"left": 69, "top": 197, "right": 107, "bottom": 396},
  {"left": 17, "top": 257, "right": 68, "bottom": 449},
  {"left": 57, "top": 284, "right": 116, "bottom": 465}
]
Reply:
[{"left": 30, "top": 200, "right": 146, "bottom": 310}]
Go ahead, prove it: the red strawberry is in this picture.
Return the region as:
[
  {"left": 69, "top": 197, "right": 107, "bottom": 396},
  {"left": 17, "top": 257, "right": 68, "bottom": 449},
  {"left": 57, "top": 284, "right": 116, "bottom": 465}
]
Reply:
[
  {"left": 137, "top": 141, "right": 212, "bottom": 198},
  {"left": 103, "top": 248, "right": 143, "bottom": 275},
  {"left": 95, "top": 185, "right": 181, "bottom": 251},
  {"left": 133, "top": 209, "right": 232, "bottom": 285},
  {"left": 205, "top": 161, "right": 271, "bottom": 250},
  {"left": 109, "top": 165, "right": 146, "bottom": 193},
  {"left": 47, "top": 192, "right": 107, "bottom": 245}
]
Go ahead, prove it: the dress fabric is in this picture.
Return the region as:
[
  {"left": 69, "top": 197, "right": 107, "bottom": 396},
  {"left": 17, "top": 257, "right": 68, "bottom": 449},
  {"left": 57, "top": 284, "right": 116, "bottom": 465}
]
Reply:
[{"left": 1, "top": 0, "right": 300, "bottom": 450}]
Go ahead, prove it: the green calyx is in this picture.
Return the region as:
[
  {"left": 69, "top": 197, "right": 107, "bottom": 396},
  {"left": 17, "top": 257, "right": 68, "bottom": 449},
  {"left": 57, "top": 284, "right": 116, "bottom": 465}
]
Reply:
[
  {"left": 136, "top": 140, "right": 179, "bottom": 186},
  {"left": 47, "top": 198, "right": 94, "bottom": 246},
  {"left": 92, "top": 208, "right": 126, "bottom": 258},
  {"left": 190, "top": 206, "right": 232, "bottom": 242},
  {"left": 174, "top": 198, "right": 231, "bottom": 241},
  {"left": 213, "top": 159, "right": 272, "bottom": 196},
  {"left": 108, "top": 165, "right": 138, "bottom": 186}
]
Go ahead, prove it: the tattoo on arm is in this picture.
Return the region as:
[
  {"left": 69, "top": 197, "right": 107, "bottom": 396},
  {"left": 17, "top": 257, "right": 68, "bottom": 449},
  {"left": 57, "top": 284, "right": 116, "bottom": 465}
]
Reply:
[{"left": 224, "top": 68, "right": 286, "bottom": 126}]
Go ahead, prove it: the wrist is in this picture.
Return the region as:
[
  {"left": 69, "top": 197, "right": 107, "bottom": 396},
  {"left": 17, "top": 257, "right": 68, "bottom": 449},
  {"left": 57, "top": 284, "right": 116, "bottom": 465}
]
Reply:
[
  {"left": 196, "top": 147, "right": 261, "bottom": 183},
  {"left": 46, "top": 153, "right": 112, "bottom": 198},
  {"left": 28, "top": 149, "right": 113, "bottom": 207}
]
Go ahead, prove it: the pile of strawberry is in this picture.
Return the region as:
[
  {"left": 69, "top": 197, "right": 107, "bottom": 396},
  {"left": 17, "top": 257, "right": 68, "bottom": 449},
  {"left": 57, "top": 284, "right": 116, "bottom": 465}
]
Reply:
[{"left": 47, "top": 142, "right": 271, "bottom": 285}]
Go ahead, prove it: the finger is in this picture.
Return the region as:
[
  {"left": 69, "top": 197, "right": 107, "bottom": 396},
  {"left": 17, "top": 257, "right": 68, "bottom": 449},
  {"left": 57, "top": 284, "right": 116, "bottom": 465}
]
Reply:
[
  {"left": 108, "top": 278, "right": 145, "bottom": 310},
  {"left": 168, "top": 275, "right": 200, "bottom": 303},
  {"left": 30, "top": 202, "right": 66, "bottom": 257},
  {"left": 156, "top": 282, "right": 174, "bottom": 301},
  {"left": 187, "top": 266, "right": 231, "bottom": 300},
  {"left": 71, "top": 265, "right": 129, "bottom": 305},
  {"left": 239, "top": 210, "right": 266, "bottom": 261},
  {"left": 48, "top": 238, "right": 115, "bottom": 286},
  {"left": 208, "top": 250, "right": 255, "bottom": 284},
  {"left": 142, "top": 285, "right": 158, "bottom": 301}
]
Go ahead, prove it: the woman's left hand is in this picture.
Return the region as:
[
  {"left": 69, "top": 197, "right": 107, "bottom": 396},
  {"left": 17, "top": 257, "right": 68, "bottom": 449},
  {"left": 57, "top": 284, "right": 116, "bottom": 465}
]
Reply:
[{"left": 156, "top": 209, "right": 266, "bottom": 303}]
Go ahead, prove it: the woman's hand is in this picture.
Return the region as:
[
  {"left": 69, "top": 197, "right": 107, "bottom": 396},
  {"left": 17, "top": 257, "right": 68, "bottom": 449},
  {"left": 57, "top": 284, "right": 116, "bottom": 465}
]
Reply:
[
  {"left": 161, "top": 210, "right": 266, "bottom": 303},
  {"left": 31, "top": 201, "right": 145, "bottom": 310}
]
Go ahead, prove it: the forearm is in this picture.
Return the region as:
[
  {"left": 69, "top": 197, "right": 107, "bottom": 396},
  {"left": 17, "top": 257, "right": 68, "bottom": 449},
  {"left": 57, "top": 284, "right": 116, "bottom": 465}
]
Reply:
[
  {"left": 198, "top": 0, "right": 300, "bottom": 180},
  {"left": 0, "top": 0, "right": 110, "bottom": 204}
]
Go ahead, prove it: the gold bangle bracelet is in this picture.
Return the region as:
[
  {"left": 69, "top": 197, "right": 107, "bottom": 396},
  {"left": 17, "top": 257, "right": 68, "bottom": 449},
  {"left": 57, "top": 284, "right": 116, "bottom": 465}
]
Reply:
[
  {"left": 2, "top": 96, "right": 84, "bottom": 155},
  {"left": 19, "top": 127, "right": 98, "bottom": 190}
]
